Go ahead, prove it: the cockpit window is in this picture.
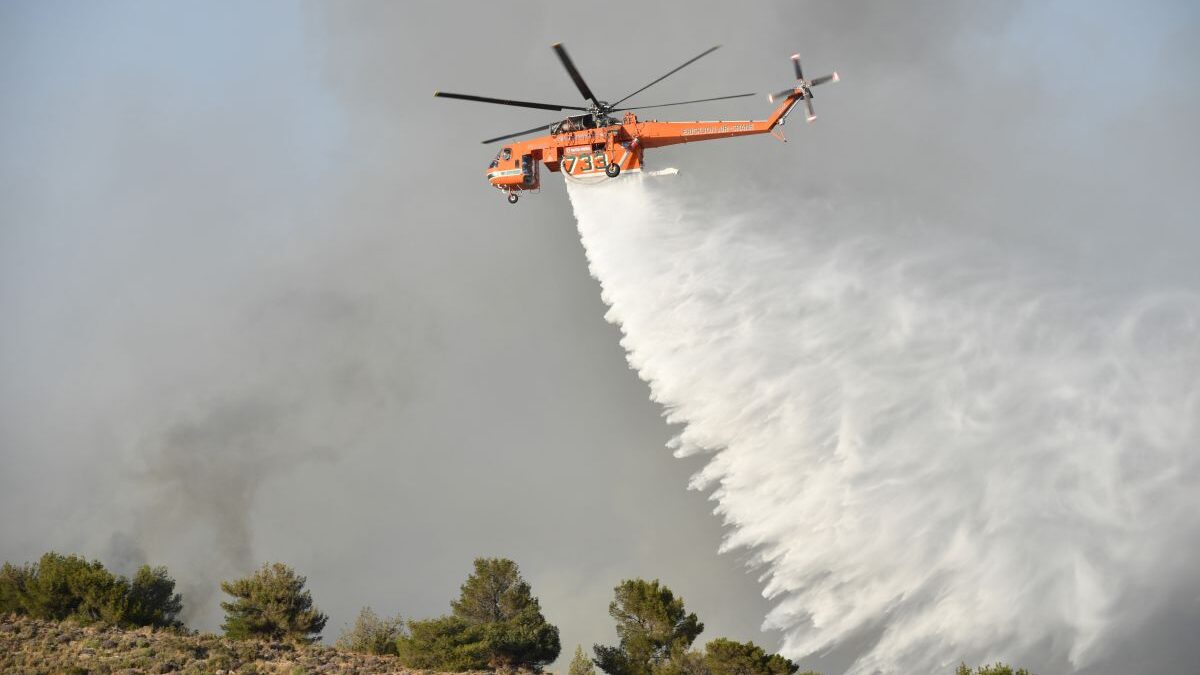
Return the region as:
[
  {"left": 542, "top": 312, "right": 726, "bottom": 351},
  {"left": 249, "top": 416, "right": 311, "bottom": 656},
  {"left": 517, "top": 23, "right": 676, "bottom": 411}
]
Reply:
[{"left": 501, "top": 148, "right": 512, "bottom": 160}]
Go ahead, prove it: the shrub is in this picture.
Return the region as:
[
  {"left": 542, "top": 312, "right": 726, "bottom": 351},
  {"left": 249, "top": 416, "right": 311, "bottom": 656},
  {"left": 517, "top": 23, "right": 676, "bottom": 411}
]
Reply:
[
  {"left": 0, "top": 562, "right": 31, "bottom": 615},
  {"left": 21, "top": 552, "right": 125, "bottom": 623},
  {"left": 703, "top": 639, "right": 798, "bottom": 675},
  {"left": 396, "top": 615, "right": 489, "bottom": 670},
  {"left": 955, "top": 663, "right": 1036, "bottom": 675},
  {"left": 125, "top": 566, "right": 185, "bottom": 629},
  {"left": 220, "top": 563, "right": 327, "bottom": 644},
  {"left": 335, "top": 606, "right": 403, "bottom": 656}
]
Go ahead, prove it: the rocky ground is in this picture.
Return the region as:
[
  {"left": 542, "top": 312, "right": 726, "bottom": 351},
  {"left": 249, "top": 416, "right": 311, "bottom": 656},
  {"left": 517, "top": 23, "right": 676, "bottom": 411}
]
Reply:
[{"left": 0, "top": 614, "right": 475, "bottom": 675}]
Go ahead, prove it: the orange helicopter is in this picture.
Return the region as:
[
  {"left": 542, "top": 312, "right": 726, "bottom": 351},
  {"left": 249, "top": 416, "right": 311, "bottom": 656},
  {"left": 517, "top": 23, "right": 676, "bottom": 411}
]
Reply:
[{"left": 435, "top": 43, "right": 838, "bottom": 204}]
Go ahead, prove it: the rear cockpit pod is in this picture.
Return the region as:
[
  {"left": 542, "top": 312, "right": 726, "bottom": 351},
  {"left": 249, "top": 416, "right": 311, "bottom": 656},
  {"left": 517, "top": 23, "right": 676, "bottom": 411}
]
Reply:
[{"left": 520, "top": 153, "right": 538, "bottom": 188}]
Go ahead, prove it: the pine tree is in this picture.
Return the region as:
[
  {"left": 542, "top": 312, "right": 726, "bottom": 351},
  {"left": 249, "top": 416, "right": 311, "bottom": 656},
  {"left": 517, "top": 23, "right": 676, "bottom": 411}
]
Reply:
[
  {"left": 593, "top": 579, "right": 704, "bottom": 675},
  {"left": 396, "top": 557, "right": 560, "bottom": 671},
  {"left": 453, "top": 557, "right": 560, "bottom": 670},
  {"left": 452, "top": 558, "right": 536, "bottom": 624},
  {"left": 570, "top": 644, "right": 598, "bottom": 675},
  {"left": 220, "top": 562, "right": 327, "bottom": 643}
]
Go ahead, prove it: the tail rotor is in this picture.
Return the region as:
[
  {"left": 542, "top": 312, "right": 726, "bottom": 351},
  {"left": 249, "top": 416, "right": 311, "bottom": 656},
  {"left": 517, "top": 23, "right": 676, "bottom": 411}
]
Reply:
[{"left": 768, "top": 53, "right": 838, "bottom": 123}]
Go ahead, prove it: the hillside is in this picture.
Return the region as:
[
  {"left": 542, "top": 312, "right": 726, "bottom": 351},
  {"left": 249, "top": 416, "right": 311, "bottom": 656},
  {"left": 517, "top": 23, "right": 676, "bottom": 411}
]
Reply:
[{"left": 0, "top": 614, "right": 482, "bottom": 675}]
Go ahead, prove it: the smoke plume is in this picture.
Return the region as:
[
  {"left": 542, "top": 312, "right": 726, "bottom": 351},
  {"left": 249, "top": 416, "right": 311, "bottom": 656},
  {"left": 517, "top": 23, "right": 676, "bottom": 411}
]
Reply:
[
  {"left": 106, "top": 283, "right": 422, "bottom": 628},
  {"left": 567, "top": 174, "right": 1200, "bottom": 673}
]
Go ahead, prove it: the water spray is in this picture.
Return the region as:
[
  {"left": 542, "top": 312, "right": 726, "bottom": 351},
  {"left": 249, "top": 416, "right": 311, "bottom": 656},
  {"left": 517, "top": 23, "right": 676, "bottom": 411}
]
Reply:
[{"left": 566, "top": 175, "right": 1200, "bottom": 674}]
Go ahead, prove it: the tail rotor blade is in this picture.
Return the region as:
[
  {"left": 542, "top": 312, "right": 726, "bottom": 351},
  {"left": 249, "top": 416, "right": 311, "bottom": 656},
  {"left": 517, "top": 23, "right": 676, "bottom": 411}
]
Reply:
[
  {"left": 775, "top": 52, "right": 836, "bottom": 123},
  {"left": 791, "top": 53, "right": 804, "bottom": 81},
  {"left": 768, "top": 88, "right": 796, "bottom": 103},
  {"left": 809, "top": 72, "right": 839, "bottom": 87}
]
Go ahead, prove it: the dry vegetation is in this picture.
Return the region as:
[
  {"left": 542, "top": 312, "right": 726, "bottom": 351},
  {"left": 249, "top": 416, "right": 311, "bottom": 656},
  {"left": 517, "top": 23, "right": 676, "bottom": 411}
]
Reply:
[{"left": 0, "top": 614, "right": 486, "bottom": 675}]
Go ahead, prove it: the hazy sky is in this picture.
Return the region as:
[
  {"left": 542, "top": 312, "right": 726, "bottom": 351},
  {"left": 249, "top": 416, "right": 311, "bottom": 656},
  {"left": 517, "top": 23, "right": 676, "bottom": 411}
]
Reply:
[{"left": 2, "top": 2, "right": 1199, "bottom": 674}]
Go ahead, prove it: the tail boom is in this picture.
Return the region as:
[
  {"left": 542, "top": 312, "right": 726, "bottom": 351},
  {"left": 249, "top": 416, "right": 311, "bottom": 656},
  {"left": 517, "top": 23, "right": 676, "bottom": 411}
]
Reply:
[{"left": 635, "top": 93, "right": 804, "bottom": 148}]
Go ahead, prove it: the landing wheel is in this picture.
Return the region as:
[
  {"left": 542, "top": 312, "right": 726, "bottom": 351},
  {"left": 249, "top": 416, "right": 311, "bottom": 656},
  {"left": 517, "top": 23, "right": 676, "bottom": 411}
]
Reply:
[
  {"left": 605, "top": 163, "right": 621, "bottom": 178},
  {"left": 507, "top": 193, "right": 519, "bottom": 204}
]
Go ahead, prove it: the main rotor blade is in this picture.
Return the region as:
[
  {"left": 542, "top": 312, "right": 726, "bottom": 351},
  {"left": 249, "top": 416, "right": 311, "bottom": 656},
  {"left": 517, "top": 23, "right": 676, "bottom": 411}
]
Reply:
[
  {"left": 552, "top": 43, "right": 599, "bottom": 106},
  {"left": 481, "top": 123, "right": 555, "bottom": 145},
  {"left": 610, "top": 45, "right": 721, "bottom": 109},
  {"left": 435, "top": 91, "right": 587, "bottom": 112},
  {"left": 613, "top": 92, "right": 756, "bottom": 112}
]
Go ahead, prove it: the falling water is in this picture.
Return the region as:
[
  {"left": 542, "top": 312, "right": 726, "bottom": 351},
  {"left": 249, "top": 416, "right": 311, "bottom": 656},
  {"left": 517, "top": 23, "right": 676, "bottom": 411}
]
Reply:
[{"left": 567, "top": 174, "right": 1200, "bottom": 674}]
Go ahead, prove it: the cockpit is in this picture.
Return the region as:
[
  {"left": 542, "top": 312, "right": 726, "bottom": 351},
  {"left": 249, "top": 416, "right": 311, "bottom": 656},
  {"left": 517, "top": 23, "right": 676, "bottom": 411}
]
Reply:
[{"left": 488, "top": 146, "right": 513, "bottom": 169}]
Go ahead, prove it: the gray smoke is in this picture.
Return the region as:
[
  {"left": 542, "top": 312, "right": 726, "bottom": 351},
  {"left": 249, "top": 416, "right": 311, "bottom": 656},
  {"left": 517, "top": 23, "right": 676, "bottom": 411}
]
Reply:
[
  {"left": 129, "top": 396, "right": 327, "bottom": 622},
  {"left": 105, "top": 283, "right": 423, "bottom": 626}
]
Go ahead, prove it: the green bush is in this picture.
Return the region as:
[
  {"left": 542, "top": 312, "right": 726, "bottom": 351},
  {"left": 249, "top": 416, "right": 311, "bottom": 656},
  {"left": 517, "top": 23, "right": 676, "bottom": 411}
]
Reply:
[
  {"left": 0, "top": 561, "right": 31, "bottom": 615},
  {"left": 0, "top": 552, "right": 183, "bottom": 629},
  {"left": 335, "top": 606, "right": 403, "bottom": 655},
  {"left": 21, "top": 552, "right": 124, "bottom": 623},
  {"left": 396, "top": 615, "right": 489, "bottom": 670},
  {"left": 220, "top": 562, "right": 327, "bottom": 644},
  {"left": 703, "top": 638, "right": 798, "bottom": 675},
  {"left": 125, "top": 565, "right": 185, "bottom": 628}
]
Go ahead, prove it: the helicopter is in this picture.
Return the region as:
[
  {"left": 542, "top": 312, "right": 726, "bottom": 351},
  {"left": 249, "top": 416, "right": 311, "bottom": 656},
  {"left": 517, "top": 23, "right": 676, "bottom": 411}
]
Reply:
[{"left": 435, "top": 43, "right": 837, "bottom": 204}]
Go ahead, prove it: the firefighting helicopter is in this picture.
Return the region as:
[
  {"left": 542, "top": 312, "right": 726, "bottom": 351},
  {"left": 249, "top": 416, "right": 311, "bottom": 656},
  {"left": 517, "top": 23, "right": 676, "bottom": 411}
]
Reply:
[{"left": 435, "top": 43, "right": 837, "bottom": 204}]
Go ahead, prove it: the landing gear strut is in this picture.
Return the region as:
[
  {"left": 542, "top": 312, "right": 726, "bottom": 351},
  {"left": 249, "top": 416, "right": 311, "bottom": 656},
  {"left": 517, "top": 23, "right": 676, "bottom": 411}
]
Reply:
[
  {"left": 605, "top": 163, "right": 621, "bottom": 178},
  {"left": 507, "top": 193, "right": 519, "bottom": 204}
]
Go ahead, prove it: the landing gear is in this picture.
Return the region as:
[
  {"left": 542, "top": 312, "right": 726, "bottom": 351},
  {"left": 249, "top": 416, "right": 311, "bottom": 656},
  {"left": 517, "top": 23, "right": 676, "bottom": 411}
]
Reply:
[
  {"left": 507, "top": 193, "right": 519, "bottom": 204},
  {"left": 605, "top": 163, "right": 621, "bottom": 178}
]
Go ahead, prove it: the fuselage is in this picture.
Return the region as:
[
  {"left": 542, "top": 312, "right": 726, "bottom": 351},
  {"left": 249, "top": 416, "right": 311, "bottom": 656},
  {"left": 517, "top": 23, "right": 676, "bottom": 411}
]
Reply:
[{"left": 485, "top": 90, "right": 806, "bottom": 192}]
